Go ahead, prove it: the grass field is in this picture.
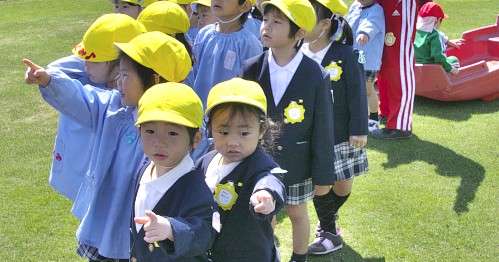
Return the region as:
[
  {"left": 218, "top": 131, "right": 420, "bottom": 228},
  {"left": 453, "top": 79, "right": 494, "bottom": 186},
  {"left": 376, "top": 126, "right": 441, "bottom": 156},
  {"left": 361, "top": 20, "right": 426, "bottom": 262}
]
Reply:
[{"left": 1, "top": 0, "right": 498, "bottom": 261}]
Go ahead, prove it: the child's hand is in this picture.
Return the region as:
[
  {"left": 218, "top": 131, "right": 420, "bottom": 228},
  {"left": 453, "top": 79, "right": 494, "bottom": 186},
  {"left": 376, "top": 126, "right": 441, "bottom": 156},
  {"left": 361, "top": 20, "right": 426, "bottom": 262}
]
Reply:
[
  {"left": 449, "top": 67, "right": 459, "bottom": 76},
  {"left": 23, "top": 59, "right": 51, "bottom": 87},
  {"left": 350, "top": 135, "right": 367, "bottom": 148},
  {"left": 356, "top": 33, "right": 369, "bottom": 46},
  {"left": 250, "top": 190, "right": 275, "bottom": 215},
  {"left": 134, "top": 210, "right": 173, "bottom": 243},
  {"left": 447, "top": 39, "right": 465, "bottom": 49}
]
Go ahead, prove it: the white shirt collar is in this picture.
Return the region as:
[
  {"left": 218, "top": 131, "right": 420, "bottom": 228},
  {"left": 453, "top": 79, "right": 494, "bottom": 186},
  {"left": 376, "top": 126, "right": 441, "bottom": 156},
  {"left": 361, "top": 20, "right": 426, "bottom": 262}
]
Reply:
[
  {"left": 268, "top": 49, "right": 303, "bottom": 74},
  {"left": 301, "top": 42, "right": 333, "bottom": 65}
]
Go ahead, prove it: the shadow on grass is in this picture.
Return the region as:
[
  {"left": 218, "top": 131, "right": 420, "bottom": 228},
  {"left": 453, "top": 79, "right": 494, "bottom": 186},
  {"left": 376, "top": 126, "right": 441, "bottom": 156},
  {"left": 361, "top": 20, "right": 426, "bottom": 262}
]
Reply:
[
  {"left": 307, "top": 245, "right": 385, "bottom": 262},
  {"left": 413, "top": 96, "right": 499, "bottom": 122},
  {"left": 368, "top": 134, "right": 485, "bottom": 214}
]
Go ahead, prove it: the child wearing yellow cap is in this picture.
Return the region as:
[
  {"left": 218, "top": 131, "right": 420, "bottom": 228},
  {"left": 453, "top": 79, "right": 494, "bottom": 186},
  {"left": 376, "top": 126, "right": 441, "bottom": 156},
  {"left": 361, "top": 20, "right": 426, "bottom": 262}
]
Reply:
[
  {"left": 110, "top": 0, "right": 157, "bottom": 19},
  {"left": 138, "top": 0, "right": 194, "bottom": 57},
  {"left": 240, "top": 0, "right": 335, "bottom": 261},
  {"left": 23, "top": 30, "right": 191, "bottom": 260},
  {"left": 131, "top": 83, "right": 217, "bottom": 261},
  {"left": 302, "top": 0, "right": 369, "bottom": 255},
  {"left": 191, "top": 0, "right": 218, "bottom": 29},
  {"left": 196, "top": 78, "right": 286, "bottom": 261},
  {"left": 164, "top": 0, "right": 199, "bottom": 46}
]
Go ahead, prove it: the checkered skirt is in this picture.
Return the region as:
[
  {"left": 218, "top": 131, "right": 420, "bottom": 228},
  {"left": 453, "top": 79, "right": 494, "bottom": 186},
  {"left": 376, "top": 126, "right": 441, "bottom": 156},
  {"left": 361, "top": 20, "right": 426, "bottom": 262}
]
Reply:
[{"left": 334, "top": 142, "right": 369, "bottom": 181}]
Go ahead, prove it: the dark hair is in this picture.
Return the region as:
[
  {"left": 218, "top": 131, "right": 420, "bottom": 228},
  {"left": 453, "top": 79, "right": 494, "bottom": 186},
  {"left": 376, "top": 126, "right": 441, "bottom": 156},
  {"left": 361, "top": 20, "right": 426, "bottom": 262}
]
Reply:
[
  {"left": 238, "top": 0, "right": 250, "bottom": 24},
  {"left": 263, "top": 4, "right": 303, "bottom": 50},
  {"left": 310, "top": 0, "right": 353, "bottom": 46},
  {"left": 118, "top": 52, "right": 168, "bottom": 92},
  {"left": 187, "top": 127, "right": 200, "bottom": 146},
  {"left": 206, "top": 102, "right": 280, "bottom": 154},
  {"left": 174, "top": 33, "right": 193, "bottom": 59}
]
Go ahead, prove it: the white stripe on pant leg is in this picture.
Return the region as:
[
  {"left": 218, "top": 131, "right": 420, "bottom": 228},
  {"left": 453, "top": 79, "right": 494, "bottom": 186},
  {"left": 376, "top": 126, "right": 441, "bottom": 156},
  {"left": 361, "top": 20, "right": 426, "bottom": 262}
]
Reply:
[{"left": 406, "top": 0, "right": 417, "bottom": 131}]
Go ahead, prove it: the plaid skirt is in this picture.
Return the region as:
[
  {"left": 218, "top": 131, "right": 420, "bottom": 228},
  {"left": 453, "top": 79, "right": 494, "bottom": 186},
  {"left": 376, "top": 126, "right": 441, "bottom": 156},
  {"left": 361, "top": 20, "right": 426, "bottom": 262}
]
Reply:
[
  {"left": 285, "top": 177, "right": 314, "bottom": 205},
  {"left": 334, "top": 142, "right": 369, "bottom": 181}
]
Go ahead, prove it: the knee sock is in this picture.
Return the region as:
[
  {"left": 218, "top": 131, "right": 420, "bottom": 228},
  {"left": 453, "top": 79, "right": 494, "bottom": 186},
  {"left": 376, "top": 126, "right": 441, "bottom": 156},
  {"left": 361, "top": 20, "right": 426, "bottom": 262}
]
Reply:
[
  {"left": 332, "top": 190, "right": 350, "bottom": 217},
  {"left": 313, "top": 189, "right": 336, "bottom": 233},
  {"left": 290, "top": 252, "right": 307, "bottom": 262},
  {"left": 369, "top": 112, "right": 379, "bottom": 121}
]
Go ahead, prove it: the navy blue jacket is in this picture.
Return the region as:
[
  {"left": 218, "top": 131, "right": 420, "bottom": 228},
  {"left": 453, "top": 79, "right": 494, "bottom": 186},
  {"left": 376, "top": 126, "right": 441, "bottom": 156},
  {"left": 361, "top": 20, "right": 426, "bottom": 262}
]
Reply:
[
  {"left": 130, "top": 165, "right": 217, "bottom": 261},
  {"left": 197, "top": 148, "right": 286, "bottom": 262},
  {"left": 321, "top": 44, "right": 368, "bottom": 144},
  {"left": 241, "top": 51, "right": 336, "bottom": 186}
]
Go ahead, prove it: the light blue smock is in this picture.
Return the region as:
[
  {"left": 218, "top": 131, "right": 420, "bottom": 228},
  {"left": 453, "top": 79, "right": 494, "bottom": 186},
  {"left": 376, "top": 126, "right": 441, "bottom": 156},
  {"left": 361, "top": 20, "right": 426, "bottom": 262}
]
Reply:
[
  {"left": 40, "top": 69, "right": 146, "bottom": 259},
  {"left": 346, "top": 1, "right": 385, "bottom": 71}
]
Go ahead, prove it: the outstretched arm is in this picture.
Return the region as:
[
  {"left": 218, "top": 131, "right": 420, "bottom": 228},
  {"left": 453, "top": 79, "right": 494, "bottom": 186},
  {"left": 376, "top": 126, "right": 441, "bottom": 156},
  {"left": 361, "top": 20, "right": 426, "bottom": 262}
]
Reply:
[{"left": 23, "top": 59, "right": 51, "bottom": 87}]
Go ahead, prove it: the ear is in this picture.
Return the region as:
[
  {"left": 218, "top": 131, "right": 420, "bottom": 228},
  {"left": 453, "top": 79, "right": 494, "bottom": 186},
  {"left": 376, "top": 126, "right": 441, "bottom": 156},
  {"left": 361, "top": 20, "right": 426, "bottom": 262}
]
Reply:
[
  {"left": 320, "top": 18, "right": 332, "bottom": 31},
  {"left": 153, "top": 74, "right": 161, "bottom": 85},
  {"left": 192, "top": 131, "right": 204, "bottom": 149},
  {"left": 295, "top": 28, "right": 308, "bottom": 40},
  {"left": 259, "top": 126, "right": 265, "bottom": 140},
  {"left": 240, "top": 0, "right": 253, "bottom": 13}
]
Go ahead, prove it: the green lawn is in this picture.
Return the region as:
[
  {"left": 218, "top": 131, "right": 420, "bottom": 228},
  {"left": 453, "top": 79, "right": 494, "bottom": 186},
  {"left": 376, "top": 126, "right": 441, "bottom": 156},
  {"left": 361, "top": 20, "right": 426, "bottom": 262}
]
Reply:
[{"left": 1, "top": 0, "right": 498, "bottom": 261}]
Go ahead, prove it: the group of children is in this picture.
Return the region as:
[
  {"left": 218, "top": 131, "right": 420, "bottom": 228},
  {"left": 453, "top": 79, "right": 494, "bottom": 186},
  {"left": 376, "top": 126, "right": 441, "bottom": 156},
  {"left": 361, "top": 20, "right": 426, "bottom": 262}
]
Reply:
[{"left": 23, "top": 0, "right": 460, "bottom": 261}]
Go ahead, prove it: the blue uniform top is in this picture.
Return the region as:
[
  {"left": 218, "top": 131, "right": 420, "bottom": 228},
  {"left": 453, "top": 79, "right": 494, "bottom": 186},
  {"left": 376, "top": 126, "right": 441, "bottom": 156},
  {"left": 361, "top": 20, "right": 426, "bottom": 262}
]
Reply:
[
  {"left": 40, "top": 69, "right": 146, "bottom": 259},
  {"left": 185, "top": 23, "right": 262, "bottom": 107},
  {"left": 346, "top": 1, "right": 385, "bottom": 71},
  {"left": 46, "top": 55, "right": 105, "bottom": 201}
]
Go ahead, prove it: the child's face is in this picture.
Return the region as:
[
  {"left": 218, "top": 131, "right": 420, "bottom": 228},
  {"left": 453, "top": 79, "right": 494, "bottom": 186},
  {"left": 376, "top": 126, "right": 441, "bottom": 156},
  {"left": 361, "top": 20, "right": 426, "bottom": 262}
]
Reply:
[
  {"left": 84, "top": 61, "right": 118, "bottom": 87},
  {"left": 197, "top": 5, "right": 218, "bottom": 29},
  {"left": 117, "top": 58, "right": 145, "bottom": 106},
  {"left": 140, "top": 121, "right": 193, "bottom": 173},
  {"left": 211, "top": 0, "right": 246, "bottom": 21},
  {"left": 211, "top": 109, "right": 263, "bottom": 164},
  {"left": 303, "top": 18, "right": 329, "bottom": 43},
  {"left": 114, "top": 0, "right": 142, "bottom": 19},
  {"left": 261, "top": 9, "right": 296, "bottom": 49},
  {"left": 435, "top": 18, "right": 443, "bottom": 29}
]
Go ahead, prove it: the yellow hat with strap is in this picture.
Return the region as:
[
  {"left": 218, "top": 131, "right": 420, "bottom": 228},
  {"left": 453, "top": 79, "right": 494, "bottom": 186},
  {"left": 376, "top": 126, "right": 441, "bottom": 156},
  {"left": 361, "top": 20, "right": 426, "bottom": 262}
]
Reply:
[
  {"left": 72, "top": 13, "right": 142, "bottom": 62},
  {"left": 260, "top": 0, "right": 316, "bottom": 32},
  {"left": 316, "top": 0, "right": 348, "bottom": 17},
  {"left": 166, "top": 0, "right": 195, "bottom": 5},
  {"left": 114, "top": 31, "right": 192, "bottom": 83},
  {"left": 138, "top": 1, "right": 190, "bottom": 34},
  {"left": 206, "top": 78, "right": 267, "bottom": 116},
  {"left": 136, "top": 83, "right": 203, "bottom": 128},
  {"left": 109, "top": 0, "right": 157, "bottom": 7}
]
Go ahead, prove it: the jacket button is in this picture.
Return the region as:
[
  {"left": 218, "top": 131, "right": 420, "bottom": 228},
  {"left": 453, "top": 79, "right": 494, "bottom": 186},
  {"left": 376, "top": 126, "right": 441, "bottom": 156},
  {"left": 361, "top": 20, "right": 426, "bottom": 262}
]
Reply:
[
  {"left": 277, "top": 146, "right": 283, "bottom": 151},
  {"left": 149, "top": 243, "right": 154, "bottom": 252},
  {"left": 131, "top": 257, "right": 137, "bottom": 262}
]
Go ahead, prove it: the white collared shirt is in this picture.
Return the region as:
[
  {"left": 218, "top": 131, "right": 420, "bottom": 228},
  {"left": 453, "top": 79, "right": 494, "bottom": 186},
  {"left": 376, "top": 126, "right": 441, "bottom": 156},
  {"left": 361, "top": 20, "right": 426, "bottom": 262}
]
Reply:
[
  {"left": 205, "top": 153, "right": 241, "bottom": 193},
  {"left": 268, "top": 49, "right": 303, "bottom": 106},
  {"left": 134, "top": 154, "right": 194, "bottom": 232},
  {"left": 301, "top": 42, "right": 333, "bottom": 65}
]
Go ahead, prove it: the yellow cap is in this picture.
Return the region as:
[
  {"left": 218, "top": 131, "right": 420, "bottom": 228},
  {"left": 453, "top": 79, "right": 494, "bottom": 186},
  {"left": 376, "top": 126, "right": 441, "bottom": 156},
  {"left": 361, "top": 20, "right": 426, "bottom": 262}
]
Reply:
[
  {"left": 136, "top": 83, "right": 203, "bottom": 128},
  {"left": 138, "top": 1, "right": 190, "bottom": 34},
  {"left": 206, "top": 78, "right": 267, "bottom": 116},
  {"left": 190, "top": 0, "right": 210, "bottom": 13},
  {"left": 167, "top": 0, "right": 195, "bottom": 5},
  {"left": 108, "top": 0, "right": 157, "bottom": 7},
  {"left": 114, "top": 31, "right": 192, "bottom": 82},
  {"left": 72, "top": 14, "right": 142, "bottom": 62},
  {"left": 316, "top": 0, "right": 348, "bottom": 17},
  {"left": 261, "top": 0, "right": 316, "bottom": 32}
]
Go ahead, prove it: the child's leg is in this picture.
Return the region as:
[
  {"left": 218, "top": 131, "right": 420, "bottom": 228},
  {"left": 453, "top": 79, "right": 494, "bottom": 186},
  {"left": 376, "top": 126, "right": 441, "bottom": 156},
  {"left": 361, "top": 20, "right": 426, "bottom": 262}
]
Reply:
[
  {"left": 366, "top": 80, "right": 379, "bottom": 119},
  {"left": 286, "top": 203, "right": 310, "bottom": 259},
  {"left": 331, "top": 179, "right": 353, "bottom": 215}
]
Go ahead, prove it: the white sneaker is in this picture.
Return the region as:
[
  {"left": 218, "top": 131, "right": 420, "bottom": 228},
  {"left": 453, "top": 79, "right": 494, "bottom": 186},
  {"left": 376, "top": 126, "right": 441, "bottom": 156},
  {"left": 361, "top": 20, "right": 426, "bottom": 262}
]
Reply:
[{"left": 368, "top": 119, "right": 380, "bottom": 134}]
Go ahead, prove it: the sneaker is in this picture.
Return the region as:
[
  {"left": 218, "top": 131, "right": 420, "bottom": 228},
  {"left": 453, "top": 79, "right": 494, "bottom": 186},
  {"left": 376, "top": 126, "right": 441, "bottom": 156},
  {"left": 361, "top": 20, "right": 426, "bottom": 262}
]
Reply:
[
  {"left": 368, "top": 119, "right": 380, "bottom": 134},
  {"left": 379, "top": 115, "right": 388, "bottom": 125},
  {"left": 370, "top": 128, "right": 412, "bottom": 140},
  {"left": 308, "top": 231, "right": 343, "bottom": 255}
]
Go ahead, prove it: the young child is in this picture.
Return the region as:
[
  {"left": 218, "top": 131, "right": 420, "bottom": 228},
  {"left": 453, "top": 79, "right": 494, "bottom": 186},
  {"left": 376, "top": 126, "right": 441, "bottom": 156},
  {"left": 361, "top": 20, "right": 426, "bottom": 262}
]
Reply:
[
  {"left": 302, "top": 0, "right": 369, "bottom": 255},
  {"left": 23, "top": 30, "right": 192, "bottom": 260},
  {"left": 130, "top": 82, "right": 217, "bottom": 261},
  {"left": 43, "top": 14, "right": 142, "bottom": 202},
  {"left": 137, "top": 0, "right": 193, "bottom": 57},
  {"left": 165, "top": 0, "right": 200, "bottom": 46},
  {"left": 111, "top": 0, "right": 155, "bottom": 19},
  {"left": 191, "top": 0, "right": 218, "bottom": 30},
  {"left": 241, "top": 0, "right": 335, "bottom": 261},
  {"left": 346, "top": 0, "right": 385, "bottom": 133},
  {"left": 197, "top": 78, "right": 286, "bottom": 261},
  {"left": 414, "top": 2, "right": 459, "bottom": 75}
]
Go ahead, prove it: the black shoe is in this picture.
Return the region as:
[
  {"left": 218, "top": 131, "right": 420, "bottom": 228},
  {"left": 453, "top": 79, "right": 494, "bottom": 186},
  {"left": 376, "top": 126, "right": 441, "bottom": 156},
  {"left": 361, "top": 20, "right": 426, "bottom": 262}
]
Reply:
[
  {"left": 379, "top": 115, "right": 388, "bottom": 125},
  {"left": 370, "top": 128, "right": 412, "bottom": 140}
]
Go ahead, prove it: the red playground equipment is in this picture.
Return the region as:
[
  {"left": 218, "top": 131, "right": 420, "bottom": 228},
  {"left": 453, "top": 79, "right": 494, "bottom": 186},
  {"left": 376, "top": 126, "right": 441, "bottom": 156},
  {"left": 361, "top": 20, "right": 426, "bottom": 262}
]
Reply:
[{"left": 415, "top": 15, "right": 499, "bottom": 101}]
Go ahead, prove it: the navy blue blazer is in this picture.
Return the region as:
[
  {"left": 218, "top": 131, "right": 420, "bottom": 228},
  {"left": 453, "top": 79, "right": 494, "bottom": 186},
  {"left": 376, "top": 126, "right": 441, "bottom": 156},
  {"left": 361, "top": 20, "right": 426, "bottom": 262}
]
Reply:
[
  {"left": 321, "top": 43, "right": 368, "bottom": 144},
  {"left": 130, "top": 164, "right": 217, "bottom": 261},
  {"left": 197, "top": 148, "right": 286, "bottom": 262},
  {"left": 241, "top": 51, "right": 336, "bottom": 186}
]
